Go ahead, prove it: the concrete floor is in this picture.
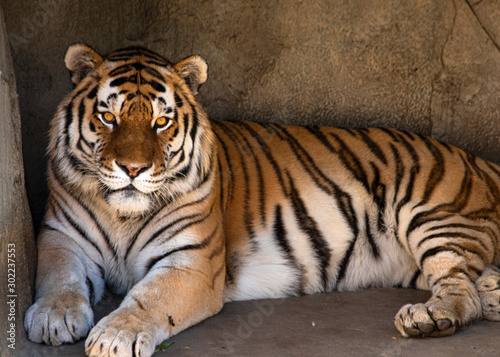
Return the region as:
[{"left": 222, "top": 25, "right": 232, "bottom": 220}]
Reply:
[{"left": 20, "top": 288, "right": 500, "bottom": 357}]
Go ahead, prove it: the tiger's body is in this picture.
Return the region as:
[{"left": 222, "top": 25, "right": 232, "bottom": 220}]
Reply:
[{"left": 25, "top": 45, "right": 500, "bottom": 357}]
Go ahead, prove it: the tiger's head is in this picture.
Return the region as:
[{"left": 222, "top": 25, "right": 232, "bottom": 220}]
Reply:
[{"left": 49, "top": 44, "right": 214, "bottom": 217}]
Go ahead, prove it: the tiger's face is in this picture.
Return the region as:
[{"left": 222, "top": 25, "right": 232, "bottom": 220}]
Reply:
[{"left": 53, "top": 45, "right": 212, "bottom": 217}]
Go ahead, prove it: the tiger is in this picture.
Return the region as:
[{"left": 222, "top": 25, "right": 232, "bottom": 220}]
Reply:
[{"left": 24, "top": 44, "right": 500, "bottom": 357}]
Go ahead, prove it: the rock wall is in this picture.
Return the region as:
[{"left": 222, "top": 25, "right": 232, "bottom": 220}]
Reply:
[
  {"left": 0, "top": 5, "right": 36, "bottom": 356},
  {"left": 0, "top": 0, "right": 499, "bottom": 231}
]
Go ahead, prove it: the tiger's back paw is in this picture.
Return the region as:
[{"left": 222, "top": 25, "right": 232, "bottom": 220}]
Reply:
[
  {"left": 476, "top": 268, "right": 500, "bottom": 321},
  {"left": 24, "top": 292, "right": 93, "bottom": 346},
  {"left": 395, "top": 303, "right": 457, "bottom": 337}
]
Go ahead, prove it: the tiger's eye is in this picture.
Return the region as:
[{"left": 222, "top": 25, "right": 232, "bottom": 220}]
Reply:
[
  {"left": 103, "top": 112, "right": 116, "bottom": 123},
  {"left": 156, "top": 117, "right": 168, "bottom": 127}
]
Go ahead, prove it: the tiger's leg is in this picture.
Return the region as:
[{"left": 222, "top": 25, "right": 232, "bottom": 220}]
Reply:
[
  {"left": 475, "top": 267, "right": 500, "bottom": 321},
  {"left": 395, "top": 240, "right": 484, "bottom": 337},
  {"left": 85, "top": 250, "right": 225, "bottom": 357},
  {"left": 24, "top": 230, "right": 104, "bottom": 345}
]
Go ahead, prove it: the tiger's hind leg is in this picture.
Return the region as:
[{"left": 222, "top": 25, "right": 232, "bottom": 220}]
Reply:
[
  {"left": 395, "top": 244, "right": 484, "bottom": 337},
  {"left": 476, "top": 267, "right": 500, "bottom": 321}
]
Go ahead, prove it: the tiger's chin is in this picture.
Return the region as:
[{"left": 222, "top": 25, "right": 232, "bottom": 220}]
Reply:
[{"left": 104, "top": 187, "right": 153, "bottom": 217}]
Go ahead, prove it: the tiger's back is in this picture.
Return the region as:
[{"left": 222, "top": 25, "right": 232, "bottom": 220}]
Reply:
[{"left": 214, "top": 121, "right": 500, "bottom": 302}]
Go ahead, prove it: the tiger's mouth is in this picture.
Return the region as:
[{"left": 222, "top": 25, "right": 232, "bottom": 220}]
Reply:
[
  {"left": 103, "top": 184, "right": 152, "bottom": 215},
  {"left": 105, "top": 184, "right": 139, "bottom": 197}
]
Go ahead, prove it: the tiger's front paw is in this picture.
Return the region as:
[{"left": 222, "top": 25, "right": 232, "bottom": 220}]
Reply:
[
  {"left": 85, "top": 309, "right": 156, "bottom": 357},
  {"left": 394, "top": 303, "right": 457, "bottom": 337},
  {"left": 24, "top": 292, "right": 93, "bottom": 346}
]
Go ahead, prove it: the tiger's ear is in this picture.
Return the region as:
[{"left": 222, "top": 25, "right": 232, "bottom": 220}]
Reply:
[
  {"left": 173, "top": 56, "right": 208, "bottom": 95},
  {"left": 64, "top": 44, "right": 103, "bottom": 85}
]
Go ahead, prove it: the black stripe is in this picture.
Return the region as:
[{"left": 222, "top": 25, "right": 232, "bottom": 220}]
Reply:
[
  {"left": 394, "top": 133, "right": 420, "bottom": 230},
  {"left": 124, "top": 189, "right": 213, "bottom": 259},
  {"left": 168, "top": 111, "right": 191, "bottom": 174},
  {"left": 420, "top": 136, "right": 445, "bottom": 203},
  {"left": 146, "top": 225, "right": 218, "bottom": 272},
  {"left": 275, "top": 127, "right": 360, "bottom": 288},
  {"left": 86, "top": 277, "right": 96, "bottom": 305},
  {"left": 107, "top": 93, "right": 118, "bottom": 103},
  {"left": 64, "top": 99, "right": 76, "bottom": 148},
  {"left": 50, "top": 164, "right": 117, "bottom": 259},
  {"left": 408, "top": 208, "right": 452, "bottom": 236},
  {"left": 335, "top": 231, "right": 358, "bottom": 287},
  {"left": 189, "top": 109, "right": 199, "bottom": 143},
  {"left": 236, "top": 121, "right": 286, "bottom": 198},
  {"left": 398, "top": 130, "right": 418, "bottom": 142},
  {"left": 287, "top": 173, "right": 331, "bottom": 291},
  {"left": 272, "top": 205, "right": 303, "bottom": 294},
  {"left": 480, "top": 162, "right": 500, "bottom": 202},
  {"left": 145, "top": 79, "right": 165, "bottom": 92},
  {"left": 409, "top": 269, "right": 421, "bottom": 288},
  {"left": 213, "top": 129, "right": 234, "bottom": 209},
  {"left": 172, "top": 110, "right": 198, "bottom": 180},
  {"left": 364, "top": 212, "right": 380, "bottom": 258},
  {"left": 278, "top": 126, "right": 332, "bottom": 194},
  {"left": 226, "top": 122, "right": 266, "bottom": 225},
  {"left": 77, "top": 100, "right": 94, "bottom": 157},
  {"left": 87, "top": 85, "right": 98, "bottom": 99},
  {"left": 144, "top": 66, "right": 165, "bottom": 82},
  {"left": 43, "top": 220, "right": 102, "bottom": 258},
  {"left": 344, "top": 128, "right": 358, "bottom": 137},
  {"left": 440, "top": 141, "right": 454, "bottom": 153},
  {"left": 107, "top": 48, "right": 169, "bottom": 64},
  {"left": 390, "top": 144, "right": 404, "bottom": 206},
  {"left": 486, "top": 161, "right": 500, "bottom": 181},
  {"left": 218, "top": 157, "right": 226, "bottom": 212},
  {"left": 131, "top": 62, "right": 145, "bottom": 71},
  {"left": 358, "top": 129, "right": 388, "bottom": 164},
  {"left": 378, "top": 127, "right": 401, "bottom": 142},
  {"left": 333, "top": 189, "right": 359, "bottom": 286},
  {"left": 329, "top": 131, "right": 370, "bottom": 191},
  {"left": 108, "top": 64, "right": 134, "bottom": 77},
  {"left": 431, "top": 266, "right": 471, "bottom": 288},
  {"left": 141, "top": 200, "right": 216, "bottom": 252},
  {"left": 143, "top": 212, "right": 203, "bottom": 247},
  {"left": 369, "top": 162, "right": 386, "bottom": 232},
  {"left": 305, "top": 126, "right": 337, "bottom": 153},
  {"left": 174, "top": 92, "right": 184, "bottom": 107},
  {"left": 110, "top": 75, "right": 136, "bottom": 87},
  {"left": 67, "top": 153, "right": 86, "bottom": 172},
  {"left": 50, "top": 195, "right": 100, "bottom": 254},
  {"left": 215, "top": 121, "right": 256, "bottom": 244},
  {"left": 418, "top": 232, "right": 489, "bottom": 252},
  {"left": 273, "top": 205, "right": 292, "bottom": 257},
  {"left": 406, "top": 157, "right": 473, "bottom": 238},
  {"left": 427, "top": 222, "right": 495, "bottom": 236},
  {"left": 420, "top": 246, "right": 461, "bottom": 267}
]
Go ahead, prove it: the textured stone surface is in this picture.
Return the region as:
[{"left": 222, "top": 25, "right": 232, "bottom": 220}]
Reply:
[
  {"left": 0, "top": 0, "right": 499, "bottom": 231},
  {"left": 0, "top": 5, "right": 36, "bottom": 357}
]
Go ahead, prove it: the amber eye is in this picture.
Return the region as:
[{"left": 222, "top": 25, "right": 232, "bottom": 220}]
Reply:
[
  {"left": 154, "top": 116, "right": 171, "bottom": 131},
  {"left": 101, "top": 112, "right": 116, "bottom": 126},
  {"left": 156, "top": 117, "right": 167, "bottom": 126}
]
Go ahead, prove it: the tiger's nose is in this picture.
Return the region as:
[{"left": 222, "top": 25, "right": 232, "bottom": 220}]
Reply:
[{"left": 116, "top": 161, "right": 151, "bottom": 178}]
